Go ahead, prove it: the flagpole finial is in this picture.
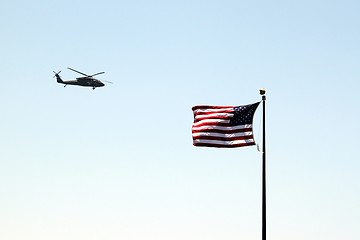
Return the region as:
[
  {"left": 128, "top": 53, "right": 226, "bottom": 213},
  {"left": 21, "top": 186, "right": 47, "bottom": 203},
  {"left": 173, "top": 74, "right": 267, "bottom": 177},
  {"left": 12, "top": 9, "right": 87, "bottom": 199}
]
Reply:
[
  {"left": 259, "top": 88, "right": 266, "bottom": 100},
  {"left": 259, "top": 88, "right": 266, "bottom": 95}
]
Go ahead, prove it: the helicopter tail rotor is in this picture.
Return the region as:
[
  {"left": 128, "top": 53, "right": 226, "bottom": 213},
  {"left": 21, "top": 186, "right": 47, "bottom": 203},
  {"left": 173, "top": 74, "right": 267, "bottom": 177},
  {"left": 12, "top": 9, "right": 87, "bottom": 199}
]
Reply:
[
  {"left": 53, "top": 71, "right": 63, "bottom": 83},
  {"left": 53, "top": 70, "right": 61, "bottom": 77}
]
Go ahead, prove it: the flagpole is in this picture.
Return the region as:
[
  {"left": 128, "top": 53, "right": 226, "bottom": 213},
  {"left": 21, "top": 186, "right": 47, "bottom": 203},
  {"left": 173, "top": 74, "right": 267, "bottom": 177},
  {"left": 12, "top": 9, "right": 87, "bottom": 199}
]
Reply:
[{"left": 259, "top": 88, "right": 266, "bottom": 240}]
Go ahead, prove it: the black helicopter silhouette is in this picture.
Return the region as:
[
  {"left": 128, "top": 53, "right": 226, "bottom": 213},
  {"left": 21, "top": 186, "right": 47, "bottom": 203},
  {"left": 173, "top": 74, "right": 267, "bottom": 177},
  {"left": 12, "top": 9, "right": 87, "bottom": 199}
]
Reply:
[{"left": 53, "top": 67, "right": 111, "bottom": 90}]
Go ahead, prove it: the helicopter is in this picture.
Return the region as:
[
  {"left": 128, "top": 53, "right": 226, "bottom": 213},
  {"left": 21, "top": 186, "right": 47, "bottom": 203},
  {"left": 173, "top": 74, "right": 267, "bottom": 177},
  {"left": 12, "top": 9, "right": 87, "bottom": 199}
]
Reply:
[{"left": 53, "top": 67, "right": 111, "bottom": 90}]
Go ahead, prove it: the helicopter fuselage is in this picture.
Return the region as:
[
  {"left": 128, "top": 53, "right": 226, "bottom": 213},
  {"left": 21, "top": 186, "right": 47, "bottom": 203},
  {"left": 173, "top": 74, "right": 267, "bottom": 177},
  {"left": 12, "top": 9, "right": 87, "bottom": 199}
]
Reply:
[{"left": 60, "top": 79, "right": 104, "bottom": 88}]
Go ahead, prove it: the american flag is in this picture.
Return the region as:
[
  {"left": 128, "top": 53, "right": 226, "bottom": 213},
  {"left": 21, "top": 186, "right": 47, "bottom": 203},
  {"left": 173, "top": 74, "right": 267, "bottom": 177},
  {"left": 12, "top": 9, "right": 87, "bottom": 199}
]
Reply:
[{"left": 192, "top": 102, "right": 260, "bottom": 148}]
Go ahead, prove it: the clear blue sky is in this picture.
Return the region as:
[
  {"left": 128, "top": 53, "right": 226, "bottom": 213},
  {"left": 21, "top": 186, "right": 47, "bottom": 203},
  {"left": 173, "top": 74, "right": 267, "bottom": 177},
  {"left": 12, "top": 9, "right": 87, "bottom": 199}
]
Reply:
[{"left": 1, "top": 0, "right": 359, "bottom": 239}]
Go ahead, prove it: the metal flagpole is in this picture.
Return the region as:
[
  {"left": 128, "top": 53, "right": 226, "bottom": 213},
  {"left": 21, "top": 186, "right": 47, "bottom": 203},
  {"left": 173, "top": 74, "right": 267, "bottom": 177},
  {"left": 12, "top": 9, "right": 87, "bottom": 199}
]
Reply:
[{"left": 259, "top": 88, "right": 266, "bottom": 240}]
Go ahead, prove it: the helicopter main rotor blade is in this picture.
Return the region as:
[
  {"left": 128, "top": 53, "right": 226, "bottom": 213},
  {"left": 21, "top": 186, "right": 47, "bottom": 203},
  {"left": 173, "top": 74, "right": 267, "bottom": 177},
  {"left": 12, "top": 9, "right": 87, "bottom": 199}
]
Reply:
[
  {"left": 90, "top": 72, "right": 105, "bottom": 77},
  {"left": 67, "top": 67, "right": 89, "bottom": 77}
]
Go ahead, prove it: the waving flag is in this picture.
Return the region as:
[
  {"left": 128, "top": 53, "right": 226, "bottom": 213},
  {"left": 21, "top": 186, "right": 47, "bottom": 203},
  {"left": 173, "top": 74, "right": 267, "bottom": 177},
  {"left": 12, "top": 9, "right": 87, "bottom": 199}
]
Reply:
[{"left": 192, "top": 102, "right": 260, "bottom": 148}]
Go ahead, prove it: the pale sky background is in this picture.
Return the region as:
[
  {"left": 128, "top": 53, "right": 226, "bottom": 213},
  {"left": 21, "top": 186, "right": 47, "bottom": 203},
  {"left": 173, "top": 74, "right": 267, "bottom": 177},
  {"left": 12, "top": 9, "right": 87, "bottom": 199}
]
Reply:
[{"left": 1, "top": 0, "right": 359, "bottom": 240}]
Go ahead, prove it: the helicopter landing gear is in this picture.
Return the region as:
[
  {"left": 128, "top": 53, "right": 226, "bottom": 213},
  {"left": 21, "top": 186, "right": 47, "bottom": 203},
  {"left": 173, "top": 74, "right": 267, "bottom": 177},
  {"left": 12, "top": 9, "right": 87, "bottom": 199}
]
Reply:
[
  {"left": 64, "top": 84, "right": 67, "bottom": 87},
  {"left": 92, "top": 86, "right": 96, "bottom": 90}
]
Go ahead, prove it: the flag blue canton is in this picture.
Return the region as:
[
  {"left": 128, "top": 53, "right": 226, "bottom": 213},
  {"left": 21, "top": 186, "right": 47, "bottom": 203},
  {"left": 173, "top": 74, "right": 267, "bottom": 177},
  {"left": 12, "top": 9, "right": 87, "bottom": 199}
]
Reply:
[{"left": 230, "top": 103, "right": 260, "bottom": 126}]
